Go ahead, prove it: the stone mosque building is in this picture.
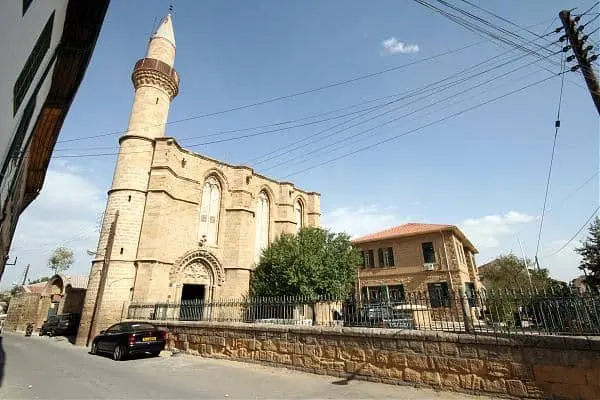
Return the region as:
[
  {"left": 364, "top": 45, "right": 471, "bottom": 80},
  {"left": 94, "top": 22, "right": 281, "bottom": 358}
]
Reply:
[{"left": 76, "top": 14, "right": 320, "bottom": 345}]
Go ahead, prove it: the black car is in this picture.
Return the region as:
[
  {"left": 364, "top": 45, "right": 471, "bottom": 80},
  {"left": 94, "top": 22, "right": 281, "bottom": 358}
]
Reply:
[
  {"left": 90, "top": 321, "right": 167, "bottom": 361},
  {"left": 53, "top": 313, "right": 81, "bottom": 337},
  {"left": 40, "top": 315, "right": 60, "bottom": 336}
]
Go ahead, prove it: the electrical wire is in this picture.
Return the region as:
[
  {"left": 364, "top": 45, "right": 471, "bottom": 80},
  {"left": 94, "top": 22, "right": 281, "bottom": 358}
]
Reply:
[
  {"left": 542, "top": 205, "right": 600, "bottom": 258},
  {"left": 55, "top": 41, "right": 485, "bottom": 145},
  {"left": 577, "top": 2, "right": 600, "bottom": 18},
  {"left": 264, "top": 55, "right": 558, "bottom": 173},
  {"left": 534, "top": 53, "right": 567, "bottom": 264},
  {"left": 456, "top": 0, "right": 561, "bottom": 41},
  {"left": 249, "top": 44, "right": 558, "bottom": 167},
  {"left": 54, "top": 14, "right": 561, "bottom": 147},
  {"left": 45, "top": 40, "right": 561, "bottom": 161},
  {"left": 282, "top": 73, "right": 562, "bottom": 178}
]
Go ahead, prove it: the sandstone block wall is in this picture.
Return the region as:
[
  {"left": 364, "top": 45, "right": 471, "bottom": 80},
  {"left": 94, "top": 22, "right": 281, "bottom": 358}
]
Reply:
[
  {"left": 4, "top": 293, "right": 41, "bottom": 331},
  {"left": 154, "top": 321, "right": 600, "bottom": 400}
]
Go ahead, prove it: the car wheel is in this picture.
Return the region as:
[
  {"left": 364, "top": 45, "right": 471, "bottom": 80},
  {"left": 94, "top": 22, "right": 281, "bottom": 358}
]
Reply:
[
  {"left": 47, "top": 331, "right": 53, "bottom": 337},
  {"left": 90, "top": 341, "right": 98, "bottom": 355},
  {"left": 150, "top": 351, "right": 161, "bottom": 357},
  {"left": 113, "top": 344, "right": 125, "bottom": 361}
]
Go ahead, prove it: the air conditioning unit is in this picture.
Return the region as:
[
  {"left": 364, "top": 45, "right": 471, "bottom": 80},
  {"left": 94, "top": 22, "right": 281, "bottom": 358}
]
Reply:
[{"left": 423, "top": 263, "right": 435, "bottom": 271}]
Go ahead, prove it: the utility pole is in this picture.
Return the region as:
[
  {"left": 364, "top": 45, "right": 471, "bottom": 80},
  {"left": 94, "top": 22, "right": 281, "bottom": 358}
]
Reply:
[
  {"left": 86, "top": 211, "right": 118, "bottom": 346},
  {"left": 516, "top": 237, "right": 533, "bottom": 289},
  {"left": 559, "top": 9, "right": 600, "bottom": 114},
  {"left": 21, "top": 264, "right": 30, "bottom": 285}
]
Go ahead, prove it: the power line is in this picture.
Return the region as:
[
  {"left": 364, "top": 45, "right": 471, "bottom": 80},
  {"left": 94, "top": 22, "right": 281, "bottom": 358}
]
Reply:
[
  {"left": 282, "top": 73, "right": 561, "bottom": 178},
  {"left": 534, "top": 53, "right": 568, "bottom": 266},
  {"left": 578, "top": 1, "right": 600, "bottom": 18},
  {"left": 55, "top": 41, "right": 485, "bottom": 145},
  {"left": 542, "top": 205, "right": 600, "bottom": 258},
  {"left": 55, "top": 15, "right": 563, "bottom": 147},
  {"left": 249, "top": 45, "right": 557, "bottom": 167},
  {"left": 264, "top": 55, "right": 558, "bottom": 173},
  {"left": 47, "top": 41, "right": 561, "bottom": 161},
  {"left": 456, "top": 0, "right": 560, "bottom": 41}
]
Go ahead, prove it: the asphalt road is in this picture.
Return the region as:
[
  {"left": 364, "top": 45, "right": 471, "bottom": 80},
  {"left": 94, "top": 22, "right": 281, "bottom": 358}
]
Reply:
[{"left": 0, "top": 332, "right": 498, "bottom": 399}]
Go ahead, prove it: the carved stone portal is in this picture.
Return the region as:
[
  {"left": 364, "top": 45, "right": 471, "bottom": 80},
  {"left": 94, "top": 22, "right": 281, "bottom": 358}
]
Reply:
[
  {"left": 170, "top": 248, "right": 225, "bottom": 287},
  {"left": 182, "top": 262, "right": 210, "bottom": 281}
]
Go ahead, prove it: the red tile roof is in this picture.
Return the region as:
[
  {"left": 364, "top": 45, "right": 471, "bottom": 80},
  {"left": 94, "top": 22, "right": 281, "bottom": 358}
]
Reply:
[
  {"left": 23, "top": 282, "right": 47, "bottom": 294},
  {"left": 352, "top": 222, "right": 478, "bottom": 252}
]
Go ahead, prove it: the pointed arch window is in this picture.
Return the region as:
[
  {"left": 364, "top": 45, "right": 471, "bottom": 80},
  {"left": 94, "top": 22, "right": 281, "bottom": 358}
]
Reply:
[
  {"left": 255, "top": 191, "right": 270, "bottom": 262},
  {"left": 199, "top": 176, "right": 221, "bottom": 245},
  {"left": 295, "top": 199, "right": 304, "bottom": 233}
]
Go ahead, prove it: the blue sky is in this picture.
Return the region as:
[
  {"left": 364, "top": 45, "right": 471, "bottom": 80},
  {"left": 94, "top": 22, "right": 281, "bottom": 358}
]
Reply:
[{"left": 3, "top": 0, "right": 599, "bottom": 288}]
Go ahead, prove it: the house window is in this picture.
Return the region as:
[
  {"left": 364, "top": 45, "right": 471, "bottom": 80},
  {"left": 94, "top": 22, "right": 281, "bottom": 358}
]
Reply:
[
  {"left": 421, "top": 242, "right": 436, "bottom": 264},
  {"left": 254, "top": 191, "right": 270, "bottom": 262},
  {"left": 294, "top": 199, "right": 303, "bottom": 233},
  {"left": 198, "top": 177, "right": 221, "bottom": 245},
  {"left": 359, "top": 251, "right": 365, "bottom": 267},
  {"left": 14, "top": 11, "right": 54, "bottom": 115},
  {"left": 23, "top": 0, "right": 35, "bottom": 15},
  {"left": 367, "top": 287, "right": 382, "bottom": 303},
  {"left": 388, "top": 285, "right": 405, "bottom": 302},
  {"left": 465, "top": 282, "right": 476, "bottom": 307},
  {"left": 363, "top": 249, "right": 374, "bottom": 268},
  {"left": 427, "top": 282, "right": 450, "bottom": 308},
  {"left": 378, "top": 247, "right": 394, "bottom": 267}
]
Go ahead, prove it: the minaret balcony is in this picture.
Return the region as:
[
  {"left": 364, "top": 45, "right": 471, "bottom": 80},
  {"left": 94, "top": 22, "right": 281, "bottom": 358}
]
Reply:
[{"left": 131, "top": 57, "right": 179, "bottom": 99}]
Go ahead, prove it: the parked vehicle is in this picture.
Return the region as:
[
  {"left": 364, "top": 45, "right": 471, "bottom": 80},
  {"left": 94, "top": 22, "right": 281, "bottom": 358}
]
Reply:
[
  {"left": 52, "top": 313, "right": 81, "bottom": 337},
  {"left": 90, "top": 321, "right": 167, "bottom": 361},
  {"left": 40, "top": 316, "right": 60, "bottom": 336}
]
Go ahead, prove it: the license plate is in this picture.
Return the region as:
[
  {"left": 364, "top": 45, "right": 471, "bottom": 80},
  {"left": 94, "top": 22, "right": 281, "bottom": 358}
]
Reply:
[{"left": 142, "top": 337, "right": 156, "bottom": 342}]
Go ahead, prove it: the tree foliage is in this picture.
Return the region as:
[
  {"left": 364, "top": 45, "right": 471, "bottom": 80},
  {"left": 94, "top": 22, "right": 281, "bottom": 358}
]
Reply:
[
  {"left": 28, "top": 276, "right": 50, "bottom": 285},
  {"left": 47, "top": 246, "right": 74, "bottom": 275},
  {"left": 250, "top": 227, "right": 360, "bottom": 298},
  {"left": 576, "top": 217, "right": 600, "bottom": 288},
  {"left": 480, "top": 253, "right": 565, "bottom": 292}
]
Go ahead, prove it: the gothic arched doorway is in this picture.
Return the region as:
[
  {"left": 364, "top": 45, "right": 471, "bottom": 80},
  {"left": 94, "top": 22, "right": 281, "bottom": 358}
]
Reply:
[{"left": 169, "top": 249, "right": 225, "bottom": 321}]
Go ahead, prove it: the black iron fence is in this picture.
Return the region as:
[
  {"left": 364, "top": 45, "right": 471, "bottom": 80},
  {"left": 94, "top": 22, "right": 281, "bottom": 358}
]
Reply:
[{"left": 127, "top": 288, "right": 600, "bottom": 336}]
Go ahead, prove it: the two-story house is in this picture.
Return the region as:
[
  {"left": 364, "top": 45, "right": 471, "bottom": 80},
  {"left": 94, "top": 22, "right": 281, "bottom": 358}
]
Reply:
[{"left": 352, "top": 223, "right": 481, "bottom": 312}]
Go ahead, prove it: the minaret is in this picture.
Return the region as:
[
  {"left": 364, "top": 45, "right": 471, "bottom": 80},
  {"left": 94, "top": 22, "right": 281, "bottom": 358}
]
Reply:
[{"left": 76, "top": 14, "right": 179, "bottom": 346}]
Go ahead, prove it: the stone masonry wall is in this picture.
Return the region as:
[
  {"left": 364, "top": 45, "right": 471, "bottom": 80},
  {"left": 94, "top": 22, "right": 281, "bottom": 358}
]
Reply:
[
  {"left": 4, "top": 293, "right": 41, "bottom": 331},
  {"left": 154, "top": 321, "right": 600, "bottom": 400}
]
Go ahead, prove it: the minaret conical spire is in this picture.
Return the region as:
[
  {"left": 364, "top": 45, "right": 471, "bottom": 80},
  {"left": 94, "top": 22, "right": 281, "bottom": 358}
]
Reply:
[{"left": 153, "top": 13, "right": 175, "bottom": 49}]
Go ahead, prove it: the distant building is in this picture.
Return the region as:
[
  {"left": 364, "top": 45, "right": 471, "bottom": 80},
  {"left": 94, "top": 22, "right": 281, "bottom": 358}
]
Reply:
[
  {"left": 4, "top": 274, "right": 88, "bottom": 332},
  {"left": 352, "top": 223, "right": 481, "bottom": 309},
  {"left": 0, "top": 0, "right": 110, "bottom": 281}
]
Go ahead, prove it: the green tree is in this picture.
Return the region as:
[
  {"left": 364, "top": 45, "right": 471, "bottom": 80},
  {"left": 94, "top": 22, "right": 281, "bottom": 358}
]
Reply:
[
  {"left": 575, "top": 217, "right": 600, "bottom": 289},
  {"left": 250, "top": 227, "right": 360, "bottom": 299},
  {"left": 28, "top": 276, "right": 50, "bottom": 284},
  {"left": 481, "top": 253, "right": 564, "bottom": 292},
  {"left": 47, "top": 246, "right": 75, "bottom": 275}
]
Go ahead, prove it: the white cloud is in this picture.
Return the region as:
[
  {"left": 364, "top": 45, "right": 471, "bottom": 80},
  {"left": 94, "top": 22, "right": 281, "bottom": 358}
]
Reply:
[
  {"left": 2, "top": 162, "right": 105, "bottom": 288},
  {"left": 381, "top": 37, "right": 420, "bottom": 55},
  {"left": 460, "top": 211, "right": 537, "bottom": 249},
  {"left": 322, "top": 204, "right": 411, "bottom": 238}
]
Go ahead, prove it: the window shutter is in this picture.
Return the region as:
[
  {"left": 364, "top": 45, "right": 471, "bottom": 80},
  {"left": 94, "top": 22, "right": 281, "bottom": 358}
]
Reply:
[{"left": 378, "top": 248, "right": 384, "bottom": 267}]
